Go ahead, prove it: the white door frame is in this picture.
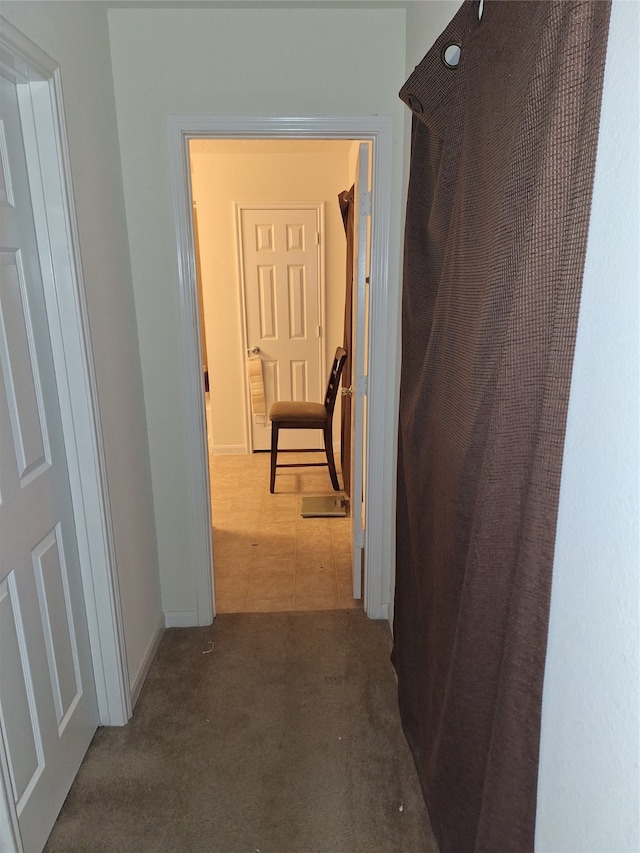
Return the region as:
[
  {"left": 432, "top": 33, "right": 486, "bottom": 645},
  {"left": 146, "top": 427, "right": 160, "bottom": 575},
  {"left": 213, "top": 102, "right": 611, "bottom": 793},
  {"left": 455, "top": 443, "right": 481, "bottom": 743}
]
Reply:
[
  {"left": 235, "top": 201, "right": 327, "bottom": 453},
  {"left": 0, "top": 21, "right": 130, "bottom": 729},
  {"left": 168, "top": 115, "right": 393, "bottom": 621}
]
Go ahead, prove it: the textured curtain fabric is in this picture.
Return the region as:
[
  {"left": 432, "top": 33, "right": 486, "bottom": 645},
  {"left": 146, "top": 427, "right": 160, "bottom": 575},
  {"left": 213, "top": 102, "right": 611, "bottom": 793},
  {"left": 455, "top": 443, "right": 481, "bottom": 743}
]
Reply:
[
  {"left": 392, "top": 2, "right": 611, "bottom": 851},
  {"left": 338, "top": 187, "right": 354, "bottom": 497}
]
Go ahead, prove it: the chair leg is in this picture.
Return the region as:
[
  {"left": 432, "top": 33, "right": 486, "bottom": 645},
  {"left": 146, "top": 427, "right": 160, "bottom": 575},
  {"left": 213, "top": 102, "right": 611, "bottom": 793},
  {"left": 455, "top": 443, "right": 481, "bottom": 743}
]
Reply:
[
  {"left": 324, "top": 424, "right": 340, "bottom": 491},
  {"left": 270, "top": 423, "right": 279, "bottom": 493}
]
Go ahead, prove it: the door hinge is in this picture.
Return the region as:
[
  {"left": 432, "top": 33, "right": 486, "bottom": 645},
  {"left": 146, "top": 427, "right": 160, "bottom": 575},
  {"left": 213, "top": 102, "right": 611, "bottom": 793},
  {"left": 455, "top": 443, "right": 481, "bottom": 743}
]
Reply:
[
  {"left": 360, "top": 189, "right": 372, "bottom": 217},
  {"left": 315, "top": 232, "right": 321, "bottom": 245},
  {"left": 357, "top": 375, "right": 368, "bottom": 396},
  {"left": 317, "top": 325, "right": 322, "bottom": 338}
]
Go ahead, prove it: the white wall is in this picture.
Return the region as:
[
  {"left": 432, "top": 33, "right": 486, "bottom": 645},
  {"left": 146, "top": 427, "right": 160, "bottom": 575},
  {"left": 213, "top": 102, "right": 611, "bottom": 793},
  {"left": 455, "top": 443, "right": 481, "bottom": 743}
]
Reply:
[
  {"left": 536, "top": 2, "right": 640, "bottom": 849},
  {"left": 107, "top": 6, "right": 407, "bottom": 620},
  {"left": 0, "top": 2, "right": 163, "bottom": 691},
  {"left": 190, "top": 140, "right": 353, "bottom": 452},
  {"left": 405, "top": 0, "right": 463, "bottom": 77}
]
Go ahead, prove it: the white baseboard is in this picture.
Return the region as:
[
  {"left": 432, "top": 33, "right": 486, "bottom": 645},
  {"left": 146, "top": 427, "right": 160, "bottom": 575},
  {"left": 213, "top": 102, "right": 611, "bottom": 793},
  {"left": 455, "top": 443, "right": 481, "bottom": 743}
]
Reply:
[
  {"left": 164, "top": 609, "right": 200, "bottom": 628},
  {"left": 129, "top": 614, "right": 165, "bottom": 709},
  {"left": 211, "top": 444, "right": 247, "bottom": 456}
]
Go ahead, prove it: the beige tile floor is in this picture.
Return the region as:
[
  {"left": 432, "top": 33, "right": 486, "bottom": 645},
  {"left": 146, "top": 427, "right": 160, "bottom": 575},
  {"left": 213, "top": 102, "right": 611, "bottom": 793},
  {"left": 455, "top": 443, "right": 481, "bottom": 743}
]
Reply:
[{"left": 209, "top": 452, "right": 361, "bottom": 614}]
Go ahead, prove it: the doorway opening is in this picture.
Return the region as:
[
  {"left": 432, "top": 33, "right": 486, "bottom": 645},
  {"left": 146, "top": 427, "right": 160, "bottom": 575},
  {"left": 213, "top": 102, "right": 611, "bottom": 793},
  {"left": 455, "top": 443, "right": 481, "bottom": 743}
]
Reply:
[
  {"left": 189, "top": 138, "right": 361, "bottom": 613},
  {"left": 168, "top": 116, "right": 394, "bottom": 625}
]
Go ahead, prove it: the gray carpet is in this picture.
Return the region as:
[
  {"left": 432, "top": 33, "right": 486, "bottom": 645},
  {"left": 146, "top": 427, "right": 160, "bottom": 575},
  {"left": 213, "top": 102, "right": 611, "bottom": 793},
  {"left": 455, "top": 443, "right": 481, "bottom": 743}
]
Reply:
[{"left": 45, "top": 611, "right": 436, "bottom": 853}]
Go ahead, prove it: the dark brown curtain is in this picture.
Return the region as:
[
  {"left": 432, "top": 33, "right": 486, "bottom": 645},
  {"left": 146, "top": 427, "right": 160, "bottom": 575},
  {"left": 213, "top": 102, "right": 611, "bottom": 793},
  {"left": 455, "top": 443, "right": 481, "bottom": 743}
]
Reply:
[
  {"left": 393, "top": 2, "right": 611, "bottom": 851},
  {"left": 338, "top": 187, "right": 354, "bottom": 496}
]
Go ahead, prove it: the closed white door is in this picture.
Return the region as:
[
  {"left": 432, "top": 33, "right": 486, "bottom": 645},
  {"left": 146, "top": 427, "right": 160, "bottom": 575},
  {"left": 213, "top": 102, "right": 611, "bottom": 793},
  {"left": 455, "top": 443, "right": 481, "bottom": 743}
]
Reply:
[
  {"left": 0, "top": 73, "right": 98, "bottom": 853},
  {"left": 238, "top": 206, "right": 324, "bottom": 451}
]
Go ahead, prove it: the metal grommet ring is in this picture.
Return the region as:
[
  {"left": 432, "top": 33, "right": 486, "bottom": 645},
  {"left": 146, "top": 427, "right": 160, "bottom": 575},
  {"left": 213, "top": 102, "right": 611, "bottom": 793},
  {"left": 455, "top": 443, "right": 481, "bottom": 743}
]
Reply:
[{"left": 441, "top": 42, "right": 461, "bottom": 70}]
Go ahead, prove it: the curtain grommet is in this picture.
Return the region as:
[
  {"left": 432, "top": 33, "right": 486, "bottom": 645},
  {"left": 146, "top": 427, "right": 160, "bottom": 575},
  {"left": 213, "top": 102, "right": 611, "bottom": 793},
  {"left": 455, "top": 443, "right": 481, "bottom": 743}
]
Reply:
[{"left": 441, "top": 42, "right": 461, "bottom": 69}]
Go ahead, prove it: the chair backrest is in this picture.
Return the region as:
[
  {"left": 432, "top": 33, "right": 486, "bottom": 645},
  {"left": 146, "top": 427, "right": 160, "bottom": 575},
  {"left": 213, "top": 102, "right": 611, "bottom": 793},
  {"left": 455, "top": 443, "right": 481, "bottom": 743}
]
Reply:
[{"left": 324, "top": 347, "right": 348, "bottom": 417}]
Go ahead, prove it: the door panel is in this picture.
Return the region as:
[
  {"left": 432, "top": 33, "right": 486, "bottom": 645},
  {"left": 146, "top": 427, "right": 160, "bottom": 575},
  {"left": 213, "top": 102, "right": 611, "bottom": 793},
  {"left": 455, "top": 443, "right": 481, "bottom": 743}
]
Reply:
[
  {"left": 0, "top": 577, "right": 42, "bottom": 808},
  {"left": 0, "top": 250, "right": 50, "bottom": 481},
  {"left": 0, "top": 73, "right": 98, "bottom": 853},
  {"left": 32, "top": 525, "right": 82, "bottom": 728},
  {"left": 239, "top": 206, "right": 323, "bottom": 452}
]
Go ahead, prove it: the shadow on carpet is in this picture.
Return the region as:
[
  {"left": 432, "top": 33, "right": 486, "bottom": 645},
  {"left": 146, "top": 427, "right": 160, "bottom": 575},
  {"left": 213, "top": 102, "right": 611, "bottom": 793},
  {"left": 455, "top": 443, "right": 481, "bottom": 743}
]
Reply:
[{"left": 45, "top": 610, "right": 437, "bottom": 853}]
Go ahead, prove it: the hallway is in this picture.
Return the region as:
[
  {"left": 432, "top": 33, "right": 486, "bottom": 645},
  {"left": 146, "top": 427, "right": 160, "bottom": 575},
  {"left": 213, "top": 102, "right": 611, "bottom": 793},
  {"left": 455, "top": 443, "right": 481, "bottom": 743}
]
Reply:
[{"left": 44, "top": 611, "right": 436, "bottom": 853}]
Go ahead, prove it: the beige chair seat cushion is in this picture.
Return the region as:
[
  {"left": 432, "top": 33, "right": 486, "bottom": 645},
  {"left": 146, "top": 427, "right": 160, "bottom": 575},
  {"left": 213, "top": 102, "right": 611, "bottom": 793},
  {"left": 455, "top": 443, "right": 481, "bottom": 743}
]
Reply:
[{"left": 269, "top": 401, "right": 327, "bottom": 423}]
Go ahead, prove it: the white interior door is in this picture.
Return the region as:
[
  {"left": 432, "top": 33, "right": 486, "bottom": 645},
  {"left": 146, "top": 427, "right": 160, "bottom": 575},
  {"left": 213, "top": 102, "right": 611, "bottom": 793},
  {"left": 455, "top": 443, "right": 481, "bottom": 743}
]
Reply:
[
  {"left": 238, "top": 205, "right": 324, "bottom": 451},
  {"left": 0, "top": 73, "right": 98, "bottom": 853},
  {"left": 351, "top": 144, "right": 370, "bottom": 598}
]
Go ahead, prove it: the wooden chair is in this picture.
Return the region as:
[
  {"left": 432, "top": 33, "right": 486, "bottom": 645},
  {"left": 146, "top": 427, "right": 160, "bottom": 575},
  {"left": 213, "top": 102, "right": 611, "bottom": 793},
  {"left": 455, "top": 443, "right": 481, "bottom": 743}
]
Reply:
[{"left": 269, "top": 347, "right": 347, "bottom": 494}]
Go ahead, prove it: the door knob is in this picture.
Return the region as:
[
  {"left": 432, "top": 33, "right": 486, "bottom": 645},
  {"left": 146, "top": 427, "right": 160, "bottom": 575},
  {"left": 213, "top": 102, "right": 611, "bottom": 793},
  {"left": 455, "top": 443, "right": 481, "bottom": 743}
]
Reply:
[
  {"left": 341, "top": 387, "right": 353, "bottom": 397},
  {"left": 249, "top": 346, "right": 260, "bottom": 355}
]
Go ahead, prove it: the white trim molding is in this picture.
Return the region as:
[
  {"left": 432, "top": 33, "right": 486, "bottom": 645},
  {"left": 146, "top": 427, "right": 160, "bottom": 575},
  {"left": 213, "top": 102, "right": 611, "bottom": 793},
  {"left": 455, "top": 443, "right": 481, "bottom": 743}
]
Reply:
[
  {"left": 164, "top": 610, "right": 200, "bottom": 629},
  {"left": 130, "top": 614, "right": 165, "bottom": 709},
  {"left": 167, "top": 124, "right": 215, "bottom": 626},
  {"left": 167, "top": 115, "right": 394, "bottom": 622},
  {"left": 0, "top": 18, "right": 130, "bottom": 726},
  {"left": 211, "top": 444, "right": 248, "bottom": 456}
]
